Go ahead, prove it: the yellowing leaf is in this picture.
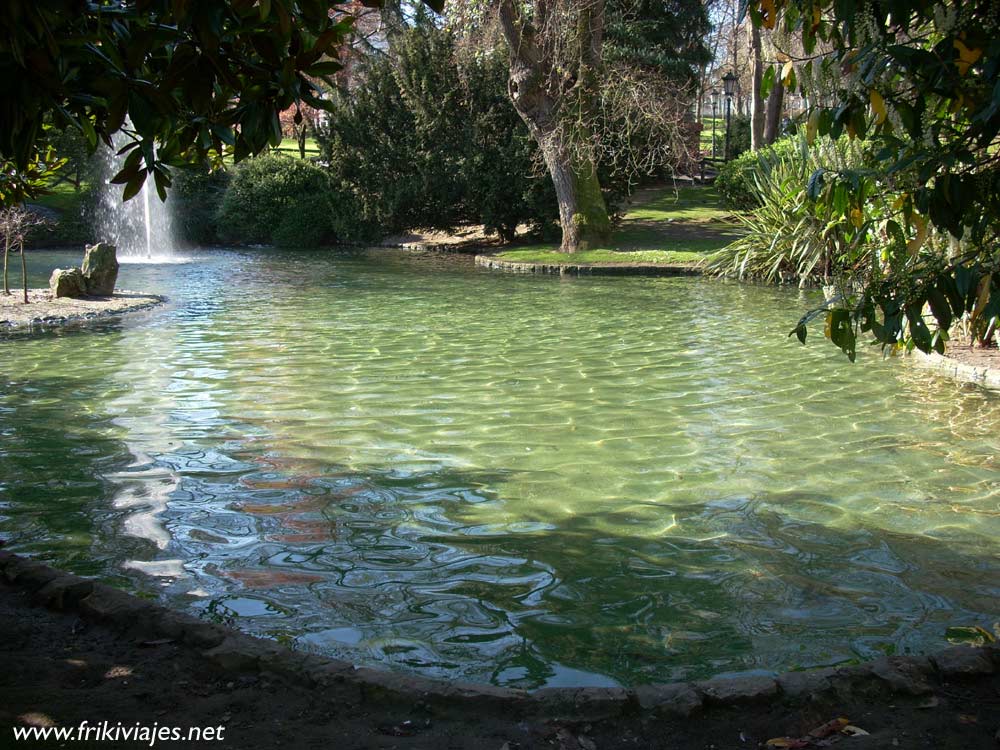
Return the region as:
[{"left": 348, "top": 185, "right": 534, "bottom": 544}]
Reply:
[
  {"left": 851, "top": 207, "right": 863, "bottom": 228},
  {"left": 806, "top": 108, "right": 820, "bottom": 145},
  {"left": 892, "top": 194, "right": 906, "bottom": 211},
  {"left": 870, "top": 89, "right": 887, "bottom": 125},
  {"left": 782, "top": 60, "right": 795, "bottom": 87},
  {"left": 907, "top": 215, "right": 927, "bottom": 255},
  {"left": 760, "top": 0, "right": 777, "bottom": 29},
  {"left": 971, "top": 273, "right": 992, "bottom": 325},
  {"left": 954, "top": 39, "right": 982, "bottom": 76},
  {"left": 812, "top": 4, "right": 822, "bottom": 31}
]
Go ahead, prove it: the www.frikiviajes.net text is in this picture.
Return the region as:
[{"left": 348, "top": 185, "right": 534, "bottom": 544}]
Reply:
[{"left": 12, "top": 721, "right": 226, "bottom": 745}]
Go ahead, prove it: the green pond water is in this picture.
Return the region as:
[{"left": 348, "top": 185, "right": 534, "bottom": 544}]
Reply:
[{"left": 2, "top": 249, "right": 999, "bottom": 689}]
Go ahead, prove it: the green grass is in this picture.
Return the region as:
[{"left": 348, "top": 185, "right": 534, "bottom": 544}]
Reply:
[
  {"left": 32, "top": 180, "right": 85, "bottom": 214},
  {"left": 492, "top": 184, "right": 742, "bottom": 266},
  {"left": 699, "top": 117, "right": 725, "bottom": 156},
  {"left": 24, "top": 180, "right": 91, "bottom": 246},
  {"left": 495, "top": 248, "right": 705, "bottom": 264},
  {"left": 626, "top": 185, "right": 734, "bottom": 223},
  {"left": 274, "top": 137, "right": 320, "bottom": 158}
]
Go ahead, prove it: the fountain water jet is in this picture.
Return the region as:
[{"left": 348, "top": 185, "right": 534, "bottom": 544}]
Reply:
[{"left": 94, "top": 136, "right": 185, "bottom": 264}]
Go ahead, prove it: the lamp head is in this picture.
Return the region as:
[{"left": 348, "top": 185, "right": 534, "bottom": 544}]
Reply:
[{"left": 722, "top": 71, "right": 737, "bottom": 97}]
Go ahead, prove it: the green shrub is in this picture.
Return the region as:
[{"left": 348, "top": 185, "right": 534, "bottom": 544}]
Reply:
[
  {"left": 315, "top": 24, "right": 561, "bottom": 242},
  {"left": 704, "top": 134, "right": 874, "bottom": 285},
  {"left": 727, "top": 114, "right": 751, "bottom": 160},
  {"left": 172, "top": 167, "right": 230, "bottom": 246},
  {"left": 715, "top": 136, "right": 800, "bottom": 211},
  {"left": 217, "top": 154, "right": 334, "bottom": 247}
]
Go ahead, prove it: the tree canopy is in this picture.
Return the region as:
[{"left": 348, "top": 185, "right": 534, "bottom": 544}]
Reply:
[
  {"left": 0, "top": 0, "right": 442, "bottom": 205},
  {"left": 755, "top": 0, "right": 1000, "bottom": 358}
]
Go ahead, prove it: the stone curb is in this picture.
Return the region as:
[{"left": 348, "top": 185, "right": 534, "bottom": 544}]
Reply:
[
  {"left": 1, "top": 551, "right": 997, "bottom": 721},
  {"left": 910, "top": 350, "right": 1000, "bottom": 390},
  {"left": 474, "top": 255, "right": 704, "bottom": 277},
  {"left": 377, "top": 241, "right": 483, "bottom": 255},
  {"left": 0, "top": 292, "right": 167, "bottom": 334}
]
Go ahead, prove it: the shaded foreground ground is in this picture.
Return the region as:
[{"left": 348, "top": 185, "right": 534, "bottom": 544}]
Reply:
[{"left": 3, "top": 580, "right": 999, "bottom": 750}]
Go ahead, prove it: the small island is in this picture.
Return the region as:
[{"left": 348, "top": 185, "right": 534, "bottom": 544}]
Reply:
[{"left": 1, "top": 242, "right": 164, "bottom": 332}]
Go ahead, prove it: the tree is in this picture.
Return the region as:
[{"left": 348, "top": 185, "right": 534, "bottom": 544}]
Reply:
[
  {"left": 604, "top": 0, "right": 711, "bottom": 82},
  {"left": 758, "top": 0, "right": 1000, "bottom": 359},
  {"left": 1, "top": 206, "right": 46, "bottom": 303},
  {"left": 497, "top": 0, "right": 613, "bottom": 253},
  {"left": 315, "top": 22, "right": 558, "bottom": 241},
  {"left": 0, "top": 0, "right": 442, "bottom": 206}
]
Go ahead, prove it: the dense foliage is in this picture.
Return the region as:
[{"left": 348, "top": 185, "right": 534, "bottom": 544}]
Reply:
[
  {"left": 604, "top": 0, "right": 711, "bottom": 81},
  {"left": 315, "top": 24, "right": 559, "bottom": 242},
  {"left": 751, "top": 0, "right": 1000, "bottom": 358},
  {"left": 706, "top": 134, "right": 873, "bottom": 289},
  {"left": 217, "top": 154, "right": 334, "bottom": 248},
  {"left": 714, "top": 135, "right": 802, "bottom": 211},
  {"left": 172, "top": 168, "right": 232, "bottom": 247}
]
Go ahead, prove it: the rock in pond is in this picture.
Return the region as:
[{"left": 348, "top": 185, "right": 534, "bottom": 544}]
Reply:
[
  {"left": 81, "top": 242, "right": 119, "bottom": 296},
  {"left": 49, "top": 267, "right": 87, "bottom": 298}
]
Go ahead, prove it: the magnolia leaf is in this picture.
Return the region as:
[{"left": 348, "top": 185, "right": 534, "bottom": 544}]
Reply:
[
  {"left": 870, "top": 89, "right": 888, "bottom": 126},
  {"left": 953, "top": 39, "right": 982, "bottom": 76},
  {"left": 760, "top": 0, "right": 777, "bottom": 28},
  {"left": 906, "top": 215, "right": 927, "bottom": 255},
  {"left": 762, "top": 66, "right": 776, "bottom": 97},
  {"left": 945, "top": 626, "right": 996, "bottom": 645},
  {"left": 806, "top": 108, "right": 820, "bottom": 145},
  {"left": 781, "top": 60, "right": 795, "bottom": 87}
]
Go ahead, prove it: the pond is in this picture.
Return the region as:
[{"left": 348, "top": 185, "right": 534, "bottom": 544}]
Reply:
[{"left": 2, "top": 248, "right": 999, "bottom": 689}]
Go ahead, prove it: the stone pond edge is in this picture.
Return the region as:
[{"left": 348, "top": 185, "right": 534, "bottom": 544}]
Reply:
[
  {"left": 474, "top": 255, "right": 703, "bottom": 277},
  {"left": 910, "top": 349, "right": 1000, "bottom": 390},
  {"left": 0, "top": 292, "right": 167, "bottom": 334},
  {"left": 1, "top": 551, "right": 996, "bottom": 721}
]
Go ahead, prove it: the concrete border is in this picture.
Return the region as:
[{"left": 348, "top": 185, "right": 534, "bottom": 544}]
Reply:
[
  {"left": 475, "top": 255, "right": 703, "bottom": 277},
  {"left": 0, "top": 292, "right": 166, "bottom": 335},
  {"left": 910, "top": 350, "right": 1000, "bottom": 390},
  {"left": 1, "top": 550, "right": 996, "bottom": 721}
]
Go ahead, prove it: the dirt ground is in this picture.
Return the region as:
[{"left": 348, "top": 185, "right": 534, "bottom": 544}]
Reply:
[
  {"left": 2, "top": 583, "right": 999, "bottom": 750},
  {"left": 940, "top": 344, "right": 1000, "bottom": 370}
]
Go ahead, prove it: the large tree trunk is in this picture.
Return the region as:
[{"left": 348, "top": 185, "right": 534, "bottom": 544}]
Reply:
[
  {"left": 749, "top": 24, "right": 765, "bottom": 151},
  {"left": 498, "top": 0, "right": 611, "bottom": 253},
  {"left": 763, "top": 78, "right": 785, "bottom": 145},
  {"left": 538, "top": 137, "right": 610, "bottom": 252}
]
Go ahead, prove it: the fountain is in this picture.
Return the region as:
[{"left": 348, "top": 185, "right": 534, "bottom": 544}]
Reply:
[{"left": 93, "top": 135, "right": 184, "bottom": 263}]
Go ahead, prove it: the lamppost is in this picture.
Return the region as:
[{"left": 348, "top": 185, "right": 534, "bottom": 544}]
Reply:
[
  {"left": 722, "top": 71, "right": 737, "bottom": 161},
  {"left": 710, "top": 89, "right": 719, "bottom": 160}
]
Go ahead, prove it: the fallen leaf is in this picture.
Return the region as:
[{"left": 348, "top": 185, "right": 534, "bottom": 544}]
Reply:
[
  {"left": 764, "top": 738, "right": 810, "bottom": 749},
  {"left": 138, "top": 638, "right": 175, "bottom": 647},
  {"left": 808, "top": 717, "right": 850, "bottom": 738},
  {"left": 841, "top": 726, "right": 870, "bottom": 737},
  {"left": 957, "top": 714, "right": 978, "bottom": 725},
  {"left": 917, "top": 696, "right": 939, "bottom": 709}
]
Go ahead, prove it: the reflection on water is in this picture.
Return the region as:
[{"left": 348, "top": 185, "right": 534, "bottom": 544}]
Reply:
[{"left": 2, "top": 248, "right": 999, "bottom": 688}]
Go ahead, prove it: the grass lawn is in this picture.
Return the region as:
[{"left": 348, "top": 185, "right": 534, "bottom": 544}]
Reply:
[
  {"left": 25, "top": 180, "right": 92, "bottom": 246},
  {"left": 495, "top": 248, "right": 706, "bottom": 265},
  {"left": 699, "top": 117, "right": 725, "bottom": 157},
  {"left": 492, "top": 184, "right": 742, "bottom": 266},
  {"left": 274, "top": 137, "right": 320, "bottom": 158},
  {"left": 31, "top": 180, "right": 85, "bottom": 214}
]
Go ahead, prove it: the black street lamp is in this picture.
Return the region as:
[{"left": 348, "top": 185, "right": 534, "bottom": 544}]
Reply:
[
  {"left": 722, "top": 71, "right": 737, "bottom": 161},
  {"left": 710, "top": 88, "right": 719, "bottom": 160}
]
